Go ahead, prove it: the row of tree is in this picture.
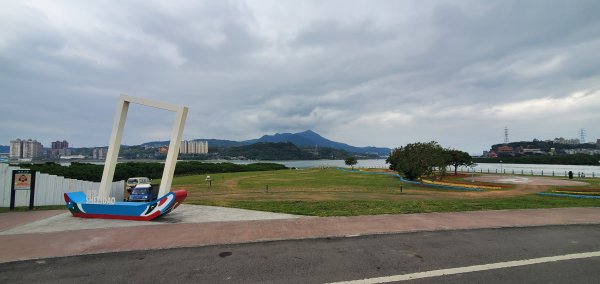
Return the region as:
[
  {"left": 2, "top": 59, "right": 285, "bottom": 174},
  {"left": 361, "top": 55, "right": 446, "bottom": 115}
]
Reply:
[
  {"left": 23, "top": 161, "right": 288, "bottom": 182},
  {"left": 386, "top": 141, "right": 472, "bottom": 181}
]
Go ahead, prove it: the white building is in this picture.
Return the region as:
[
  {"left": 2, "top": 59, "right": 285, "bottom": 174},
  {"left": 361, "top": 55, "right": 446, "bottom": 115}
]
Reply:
[
  {"left": 180, "top": 140, "right": 208, "bottom": 154},
  {"left": 93, "top": 147, "right": 107, "bottom": 160},
  {"left": 9, "top": 139, "right": 22, "bottom": 159},
  {"left": 10, "top": 139, "right": 43, "bottom": 159}
]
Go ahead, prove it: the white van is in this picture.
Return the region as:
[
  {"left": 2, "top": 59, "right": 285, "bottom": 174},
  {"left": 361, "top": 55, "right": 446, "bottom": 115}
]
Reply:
[{"left": 126, "top": 177, "right": 151, "bottom": 189}]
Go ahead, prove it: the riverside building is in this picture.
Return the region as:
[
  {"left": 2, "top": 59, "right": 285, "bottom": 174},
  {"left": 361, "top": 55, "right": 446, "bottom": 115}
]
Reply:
[
  {"left": 180, "top": 140, "right": 208, "bottom": 154},
  {"left": 10, "top": 138, "right": 43, "bottom": 159},
  {"left": 49, "top": 140, "right": 70, "bottom": 158}
]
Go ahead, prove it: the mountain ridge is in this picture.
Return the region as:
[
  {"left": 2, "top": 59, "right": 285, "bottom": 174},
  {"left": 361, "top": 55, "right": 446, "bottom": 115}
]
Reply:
[
  {"left": 142, "top": 130, "right": 390, "bottom": 156},
  {"left": 249, "top": 130, "right": 390, "bottom": 155}
]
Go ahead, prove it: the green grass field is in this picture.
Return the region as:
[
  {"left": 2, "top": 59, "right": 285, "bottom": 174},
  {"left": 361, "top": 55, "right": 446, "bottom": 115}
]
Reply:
[{"left": 170, "top": 168, "right": 600, "bottom": 216}]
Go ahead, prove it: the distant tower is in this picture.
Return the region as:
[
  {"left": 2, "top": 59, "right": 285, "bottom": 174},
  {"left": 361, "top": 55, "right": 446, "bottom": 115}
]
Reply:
[
  {"left": 504, "top": 126, "right": 509, "bottom": 144},
  {"left": 579, "top": 128, "right": 586, "bottom": 144}
]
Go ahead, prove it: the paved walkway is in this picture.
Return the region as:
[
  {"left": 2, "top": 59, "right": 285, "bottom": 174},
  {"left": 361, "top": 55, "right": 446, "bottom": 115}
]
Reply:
[
  {"left": 0, "top": 204, "right": 302, "bottom": 235},
  {"left": 1, "top": 206, "right": 600, "bottom": 263}
]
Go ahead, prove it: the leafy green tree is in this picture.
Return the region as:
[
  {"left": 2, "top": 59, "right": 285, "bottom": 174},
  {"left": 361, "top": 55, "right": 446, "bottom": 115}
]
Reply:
[
  {"left": 444, "top": 149, "right": 473, "bottom": 175},
  {"left": 386, "top": 141, "right": 447, "bottom": 181},
  {"left": 344, "top": 156, "right": 358, "bottom": 169}
]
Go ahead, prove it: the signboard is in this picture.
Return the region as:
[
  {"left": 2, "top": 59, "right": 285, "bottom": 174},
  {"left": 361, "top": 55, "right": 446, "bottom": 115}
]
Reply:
[
  {"left": 10, "top": 169, "right": 36, "bottom": 210},
  {"left": 13, "top": 170, "right": 33, "bottom": 190}
]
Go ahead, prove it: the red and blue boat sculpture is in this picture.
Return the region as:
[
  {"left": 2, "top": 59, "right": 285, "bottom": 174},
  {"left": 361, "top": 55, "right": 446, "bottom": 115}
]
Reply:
[{"left": 64, "top": 190, "right": 187, "bottom": 221}]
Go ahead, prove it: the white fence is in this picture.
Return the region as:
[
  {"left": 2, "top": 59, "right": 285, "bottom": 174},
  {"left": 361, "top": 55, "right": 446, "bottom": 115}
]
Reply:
[
  {"left": 1, "top": 164, "right": 124, "bottom": 207},
  {"left": 454, "top": 167, "right": 599, "bottom": 178}
]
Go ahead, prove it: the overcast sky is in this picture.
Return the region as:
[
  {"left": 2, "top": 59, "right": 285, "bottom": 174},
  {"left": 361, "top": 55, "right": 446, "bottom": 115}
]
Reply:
[{"left": 2, "top": 0, "right": 600, "bottom": 155}]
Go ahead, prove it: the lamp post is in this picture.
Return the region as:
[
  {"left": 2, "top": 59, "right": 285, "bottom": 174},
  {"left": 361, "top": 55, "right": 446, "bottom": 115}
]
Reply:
[{"left": 500, "top": 160, "right": 503, "bottom": 174}]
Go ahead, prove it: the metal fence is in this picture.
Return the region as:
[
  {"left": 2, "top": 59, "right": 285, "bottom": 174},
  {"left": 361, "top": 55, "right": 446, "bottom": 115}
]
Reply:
[
  {"left": 1, "top": 164, "right": 124, "bottom": 207},
  {"left": 454, "top": 166, "right": 599, "bottom": 179}
]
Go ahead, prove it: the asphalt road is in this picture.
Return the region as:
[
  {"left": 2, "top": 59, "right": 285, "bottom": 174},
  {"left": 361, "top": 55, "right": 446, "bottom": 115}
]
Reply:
[{"left": 1, "top": 225, "right": 599, "bottom": 283}]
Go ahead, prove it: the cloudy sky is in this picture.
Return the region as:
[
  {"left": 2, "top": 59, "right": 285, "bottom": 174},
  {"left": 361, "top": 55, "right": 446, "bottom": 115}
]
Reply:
[{"left": 2, "top": 0, "right": 600, "bottom": 155}]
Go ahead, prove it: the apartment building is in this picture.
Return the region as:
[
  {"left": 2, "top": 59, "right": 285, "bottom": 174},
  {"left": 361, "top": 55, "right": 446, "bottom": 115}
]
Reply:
[
  {"left": 180, "top": 140, "right": 208, "bottom": 154},
  {"left": 10, "top": 139, "right": 43, "bottom": 159}
]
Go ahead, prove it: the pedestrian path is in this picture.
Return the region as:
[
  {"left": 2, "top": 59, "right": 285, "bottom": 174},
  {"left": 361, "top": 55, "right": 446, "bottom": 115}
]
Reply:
[
  {"left": 0, "top": 206, "right": 599, "bottom": 263},
  {"left": 0, "top": 204, "right": 302, "bottom": 235}
]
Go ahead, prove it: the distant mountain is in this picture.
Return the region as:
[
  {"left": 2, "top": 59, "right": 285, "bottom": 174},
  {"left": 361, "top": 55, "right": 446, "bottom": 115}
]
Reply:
[
  {"left": 201, "top": 139, "right": 251, "bottom": 148},
  {"left": 226, "top": 142, "right": 316, "bottom": 160},
  {"left": 249, "top": 130, "right": 391, "bottom": 156},
  {"left": 0, "top": 145, "right": 8, "bottom": 153},
  {"left": 140, "top": 130, "right": 390, "bottom": 156}
]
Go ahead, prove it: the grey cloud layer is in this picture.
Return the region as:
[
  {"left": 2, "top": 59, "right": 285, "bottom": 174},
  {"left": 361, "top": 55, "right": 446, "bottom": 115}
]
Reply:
[{"left": 1, "top": 0, "right": 600, "bottom": 153}]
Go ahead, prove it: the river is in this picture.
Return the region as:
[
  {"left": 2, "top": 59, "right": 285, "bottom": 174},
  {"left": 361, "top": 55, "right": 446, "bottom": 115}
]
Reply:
[{"left": 58, "top": 159, "right": 600, "bottom": 177}]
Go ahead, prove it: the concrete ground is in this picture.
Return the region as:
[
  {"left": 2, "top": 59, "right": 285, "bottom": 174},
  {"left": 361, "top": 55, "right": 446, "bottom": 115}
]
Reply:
[
  {"left": 0, "top": 204, "right": 303, "bottom": 235},
  {"left": 1, "top": 205, "right": 600, "bottom": 263},
  {"left": 471, "top": 175, "right": 589, "bottom": 186}
]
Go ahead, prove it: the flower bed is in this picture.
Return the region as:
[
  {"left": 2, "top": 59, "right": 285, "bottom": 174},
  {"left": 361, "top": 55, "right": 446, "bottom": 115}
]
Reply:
[
  {"left": 439, "top": 179, "right": 510, "bottom": 189},
  {"left": 550, "top": 188, "right": 600, "bottom": 196},
  {"left": 422, "top": 180, "right": 502, "bottom": 190}
]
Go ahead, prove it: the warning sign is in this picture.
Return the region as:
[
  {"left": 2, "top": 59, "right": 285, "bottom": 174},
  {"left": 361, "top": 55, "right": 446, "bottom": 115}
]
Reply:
[{"left": 13, "top": 170, "right": 33, "bottom": 190}]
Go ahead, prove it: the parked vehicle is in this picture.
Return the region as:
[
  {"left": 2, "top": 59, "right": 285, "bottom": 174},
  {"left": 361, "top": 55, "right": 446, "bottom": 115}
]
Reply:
[
  {"left": 127, "top": 177, "right": 151, "bottom": 189},
  {"left": 127, "top": 183, "right": 159, "bottom": 202}
]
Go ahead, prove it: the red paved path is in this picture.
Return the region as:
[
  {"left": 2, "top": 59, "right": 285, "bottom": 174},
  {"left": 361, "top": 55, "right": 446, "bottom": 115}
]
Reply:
[{"left": 1, "top": 207, "right": 599, "bottom": 263}]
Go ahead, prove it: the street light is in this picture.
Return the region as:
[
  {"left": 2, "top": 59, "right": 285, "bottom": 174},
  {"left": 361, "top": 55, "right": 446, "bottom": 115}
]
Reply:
[{"left": 500, "top": 160, "right": 503, "bottom": 174}]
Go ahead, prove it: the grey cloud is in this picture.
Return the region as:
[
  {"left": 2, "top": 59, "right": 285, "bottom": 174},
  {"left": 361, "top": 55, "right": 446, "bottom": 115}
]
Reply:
[{"left": 1, "top": 0, "right": 600, "bottom": 154}]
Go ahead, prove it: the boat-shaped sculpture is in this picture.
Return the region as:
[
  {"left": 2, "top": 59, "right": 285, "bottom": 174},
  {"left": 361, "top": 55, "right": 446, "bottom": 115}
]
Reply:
[
  {"left": 64, "top": 190, "right": 187, "bottom": 221},
  {"left": 64, "top": 95, "right": 190, "bottom": 221}
]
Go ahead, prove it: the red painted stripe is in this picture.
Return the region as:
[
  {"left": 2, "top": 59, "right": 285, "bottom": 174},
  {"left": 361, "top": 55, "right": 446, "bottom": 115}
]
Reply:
[
  {"left": 71, "top": 211, "right": 161, "bottom": 221},
  {"left": 159, "top": 198, "right": 167, "bottom": 206}
]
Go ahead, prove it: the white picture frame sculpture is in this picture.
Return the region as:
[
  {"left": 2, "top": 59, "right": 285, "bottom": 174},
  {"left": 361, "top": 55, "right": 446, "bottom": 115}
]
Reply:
[{"left": 97, "top": 95, "right": 188, "bottom": 199}]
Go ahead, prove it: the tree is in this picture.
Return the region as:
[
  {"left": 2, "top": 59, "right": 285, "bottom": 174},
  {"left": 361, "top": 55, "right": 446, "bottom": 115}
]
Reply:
[
  {"left": 345, "top": 156, "right": 358, "bottom": 170},
  {"left": 386, "top": 141, "right": 447, "bottom": 181},
  {"left": 444, "top": 149, "right": 473, "bottom": 175}
]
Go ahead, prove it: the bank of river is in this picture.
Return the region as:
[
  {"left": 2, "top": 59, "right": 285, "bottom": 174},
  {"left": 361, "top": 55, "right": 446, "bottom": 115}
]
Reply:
[
  {"left": 204, "top": 159, "right": 600, "bottom": 177},
  {"left": 55, "top": 159, "right": 600, "bottom": 177},
  {"left": 202, "top": 159, "right": 389, "bottom": 169},
  {"left": 461, "top": 163, "right": 600, "bottom": 177}
]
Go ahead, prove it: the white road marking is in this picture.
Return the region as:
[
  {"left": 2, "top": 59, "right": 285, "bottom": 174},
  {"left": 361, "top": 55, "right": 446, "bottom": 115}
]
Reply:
[{"left": 328, "top": 251, "right": 600, "bottom": 284}]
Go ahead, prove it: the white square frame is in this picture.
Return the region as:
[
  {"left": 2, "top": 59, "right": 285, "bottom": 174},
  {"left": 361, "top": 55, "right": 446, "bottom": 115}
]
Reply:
[{"left": 98, "top": 95, "right": 188, "bottom": 198}]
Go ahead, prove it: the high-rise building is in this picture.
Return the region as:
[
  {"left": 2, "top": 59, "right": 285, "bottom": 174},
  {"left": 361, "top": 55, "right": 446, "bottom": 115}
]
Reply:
[
  {"left": 92, "top": 147, "right": 107, "bottom": 160},
  {"left": 51, "top": 140, "right": 69, "bottom": 149},
  {"left": 9, "top": 139, "right": 22, "bottom": 159},
  {"left": 49, "top": 140, "right": 70, "bottom": 158},
  {"left": 180, "top": 140, "right": 208, "bottom": 154},
  {"left": 10, "top": 139, "right": 43, "bottom": 159}
]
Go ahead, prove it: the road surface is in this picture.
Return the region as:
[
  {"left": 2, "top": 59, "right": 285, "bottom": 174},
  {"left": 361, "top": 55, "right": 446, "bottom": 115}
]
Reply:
[{"left": 1, "top": 224, "right": 599, "bottom": 283}]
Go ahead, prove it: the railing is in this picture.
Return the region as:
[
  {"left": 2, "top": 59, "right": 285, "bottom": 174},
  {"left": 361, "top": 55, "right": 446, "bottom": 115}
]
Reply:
[{"left": 454, "top": 167, "right": 598, "bottom": 178}]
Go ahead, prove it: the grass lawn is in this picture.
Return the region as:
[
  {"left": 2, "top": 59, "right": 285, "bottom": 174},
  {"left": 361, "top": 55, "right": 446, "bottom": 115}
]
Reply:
[{"left": 171, "top": 168, "right": 600, "bottom": 216}]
